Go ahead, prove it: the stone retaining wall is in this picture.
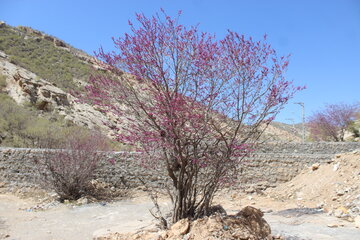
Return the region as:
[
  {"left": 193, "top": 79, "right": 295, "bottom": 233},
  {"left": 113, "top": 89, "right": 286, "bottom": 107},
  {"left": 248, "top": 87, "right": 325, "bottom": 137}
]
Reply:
[
  {"left": 255, "top": 142, "right": 360, "bottom": 154},
  {"left": 1, "top": 142, "right": 360, "bottom": 191},
  {"left": 240, "top": 142, "right": 360, "bottom": 189},
  {"left": 0, "top": 149, "right": 166, "bottom": 190}
]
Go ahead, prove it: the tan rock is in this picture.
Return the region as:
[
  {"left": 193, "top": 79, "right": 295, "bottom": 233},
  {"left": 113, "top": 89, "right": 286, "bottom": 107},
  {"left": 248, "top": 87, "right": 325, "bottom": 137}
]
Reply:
[
  {"left": 76, "top": 197, "right": 89, "bottom": 205},
  {"left": 334, "top": 206, "right": 348, "bottom": 218},
  {"left": 169, "top": 218, "right": 190, "bottom": 236},
  {"left": 93, "top": 206, "right": 272, "bottom": 240},
  {"left": 311, "top": 163, "right": 320, "bottom": 171},
  {"left": 354, "top": 216, "right": 360, "bottom": 228}
]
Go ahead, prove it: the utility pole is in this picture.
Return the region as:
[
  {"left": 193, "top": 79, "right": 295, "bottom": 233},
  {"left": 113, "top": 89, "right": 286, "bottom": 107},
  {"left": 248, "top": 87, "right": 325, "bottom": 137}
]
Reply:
[{"left": 295, "top": 102, "right": 305, "bottom": 143}]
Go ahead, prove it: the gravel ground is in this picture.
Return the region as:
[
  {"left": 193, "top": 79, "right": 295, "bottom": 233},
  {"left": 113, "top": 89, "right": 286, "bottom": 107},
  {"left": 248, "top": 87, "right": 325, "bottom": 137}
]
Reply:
[{"left": 0, "top": 193, "right": 359, "bottom": 240}]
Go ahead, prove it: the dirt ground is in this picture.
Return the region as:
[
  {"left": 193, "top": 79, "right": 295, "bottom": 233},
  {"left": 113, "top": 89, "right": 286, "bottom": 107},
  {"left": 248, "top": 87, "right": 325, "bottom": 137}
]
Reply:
[
  {"left": 1, "top": 151, "right": 360, "bottom": 240},
  {"left": 0, "top": 190, "right": 359, "bottom": 240},
  {"left": 0, "top": 193, "right": 158, "bottom": 240}
]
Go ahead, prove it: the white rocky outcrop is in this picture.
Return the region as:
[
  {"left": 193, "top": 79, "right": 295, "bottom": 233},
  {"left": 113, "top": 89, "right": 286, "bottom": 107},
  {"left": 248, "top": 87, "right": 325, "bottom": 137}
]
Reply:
[{"left": 0, "top": 51, "right": 114, "bottom": 132}]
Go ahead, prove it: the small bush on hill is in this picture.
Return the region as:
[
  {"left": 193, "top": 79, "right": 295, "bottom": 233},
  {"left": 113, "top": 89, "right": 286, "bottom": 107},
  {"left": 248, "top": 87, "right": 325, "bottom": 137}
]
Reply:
[{"left": 0, "top": 74, "right": 6, "bottom": 90}]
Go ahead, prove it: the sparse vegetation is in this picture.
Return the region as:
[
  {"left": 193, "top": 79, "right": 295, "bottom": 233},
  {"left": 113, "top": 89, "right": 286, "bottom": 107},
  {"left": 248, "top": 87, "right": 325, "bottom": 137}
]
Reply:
[
  {"left": 0, "top": 74, "right": 6, "bottom": 90},
  {"left": 348, "top": 113, "right": 360, "bottom": 139},
  {"left": 307, "top": 103, "right": 359, "bottom": 142},
  {"left": 35, "top": 129, "right": 112, "bottom": 201},
  {"left": 0, "top": 25, "right": 121, "bottom": 149},
  {"left": 0, "top": 25, "right": 91, "bottom": 91},
  {"left": 0, "top": 93, "right": 88, "bottom": 147}
]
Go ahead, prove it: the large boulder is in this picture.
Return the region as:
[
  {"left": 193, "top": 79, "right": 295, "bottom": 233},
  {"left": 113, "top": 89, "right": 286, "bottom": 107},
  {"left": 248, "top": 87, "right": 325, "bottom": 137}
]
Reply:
[{"left": 93, "top": 206, "right": 272, "bottom": 240}]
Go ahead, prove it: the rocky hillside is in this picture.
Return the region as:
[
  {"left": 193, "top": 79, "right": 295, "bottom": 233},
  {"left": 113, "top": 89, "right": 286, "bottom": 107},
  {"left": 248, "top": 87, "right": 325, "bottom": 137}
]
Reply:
[
  {"left": 0, "top": 22, "right": 120, "bottom": 147},
  {"left": 0, "top": 22, "right": 301, "bottom": 147},
  {"left": 261, "top": 122, "right": 302, "bottom": 142}
]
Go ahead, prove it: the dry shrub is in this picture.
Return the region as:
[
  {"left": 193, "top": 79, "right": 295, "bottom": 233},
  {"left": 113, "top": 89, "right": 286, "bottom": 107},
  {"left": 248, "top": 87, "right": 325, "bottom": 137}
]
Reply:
[{"left": 35, "top": 129, "right": 111, "bottom": 201}]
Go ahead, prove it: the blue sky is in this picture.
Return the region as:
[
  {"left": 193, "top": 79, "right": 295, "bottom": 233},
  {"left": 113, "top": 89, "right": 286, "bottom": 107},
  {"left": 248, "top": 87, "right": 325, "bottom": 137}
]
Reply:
[{"left": 1, "top": 0, "right": 359, "bottom": 123}]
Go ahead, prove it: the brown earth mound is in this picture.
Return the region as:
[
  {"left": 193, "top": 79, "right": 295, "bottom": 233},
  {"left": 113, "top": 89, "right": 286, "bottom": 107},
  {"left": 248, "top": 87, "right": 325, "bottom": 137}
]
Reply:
[
  {"left": 94, "top": 206, "right": 272, "bottom": 240},
  {"left": 266, "top": 150, "right": 360, "bottom": 220}
]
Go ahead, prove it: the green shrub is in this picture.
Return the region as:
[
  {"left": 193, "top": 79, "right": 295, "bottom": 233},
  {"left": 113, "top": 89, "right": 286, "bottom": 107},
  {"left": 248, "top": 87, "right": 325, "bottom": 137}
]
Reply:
[
  {"left": 0, "top": 74, "right": 6, "bottom": 89},
  {"left": 348, "top": 114, "right": 360, "bottom": 139},
  {"left": 0, "top": 93, "right": 100, "bottom": 148},
  {"left": 0, "top": 94, "right": 30, "bottom": 147}
]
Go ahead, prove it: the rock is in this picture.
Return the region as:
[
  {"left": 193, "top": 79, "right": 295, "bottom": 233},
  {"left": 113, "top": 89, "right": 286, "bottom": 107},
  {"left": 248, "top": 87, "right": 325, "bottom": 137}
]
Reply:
[
  {"left": 352, "top": 149, "right": 360, "bottom": 155},
  {"left": 245, "top": 186, "right": 256, "bottom": 193},
  {"left": 316, "top": 202, "right": 324, "bottom": 208},
  {"left": 235, "top": 206, "right": 272, "bottom": 239},
  {"left": 49, "top": 193, "right": 58, "bottom": 198},
  {"left": 355, "top": 216, "right": 360, "bottom": 228},
  {"left": 54, "top": 39, "right": 67, "bottom": 47},
  {"left": 76, "top": 197, "right": 88, "bottom": 205},
  {"left": 336, "top": 190, "right": 345, "bottom": 196},
  {"left": 0, "top": 21, "right": 5, "bottom": 27},
  {"left": 43, "top": 35, "right": 55, "bottom": 42},
  {"left": 327, "top": 224, "right": 338, "bottom": 228},
  {"left": 95, "top": 206, "right": 272, "bottom": 240},
  {"left": 169, "top": 218, "right": 190, "bottom": 236},
  {"left": 272, "top": 234, "right": 284, "bottom": 239},
  {"left": 0, "top": 51, "right": 7, "bottom": 59},
  {"left": 334, "top": 206, "right": 348, "bottom": 218},
  {"left": 333, "top": 162, "right": 340, "bottom": 171},
  {"left": 0, "top": 182, "right": 5, "bottom": 188},
  {"left": 311, "top": 163, "right": 320, "bottom": 171}
]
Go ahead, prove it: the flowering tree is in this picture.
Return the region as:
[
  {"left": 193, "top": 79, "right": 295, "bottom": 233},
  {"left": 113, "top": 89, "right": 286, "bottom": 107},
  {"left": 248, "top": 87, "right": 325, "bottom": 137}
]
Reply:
[
  {"left": 83, "top": 10, "right": 302, "bottom": 223},
  {"left": 308, "top": 103, "right": 359, "bottom": 141}
]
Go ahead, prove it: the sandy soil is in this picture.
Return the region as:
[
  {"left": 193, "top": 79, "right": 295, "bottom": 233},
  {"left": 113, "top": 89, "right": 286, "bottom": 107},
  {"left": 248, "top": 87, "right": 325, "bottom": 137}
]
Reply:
[
  {"left": 1, "top": 151, "right": 360, "bottom": 240},
  {"left": 0, "top": 191, "right": 359, "bottom": 240},
  {"left": 0, "top": 193, "right": 159, "bottom": 240},
  {"left": 265, "top": 151, "right": 360, "bottom": 218}
]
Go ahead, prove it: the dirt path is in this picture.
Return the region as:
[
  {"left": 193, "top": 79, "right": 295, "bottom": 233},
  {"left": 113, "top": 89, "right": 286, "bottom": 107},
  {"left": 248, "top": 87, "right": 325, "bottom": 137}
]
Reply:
[
  {"left": 266, "top": 212, "right": 360, "bottom": 240},
  {"left": 1, "top": 193, "right": 360, "bottom": 240},
  {"left": 0, "top": 194, "right": 157, "bottom": 240}
]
